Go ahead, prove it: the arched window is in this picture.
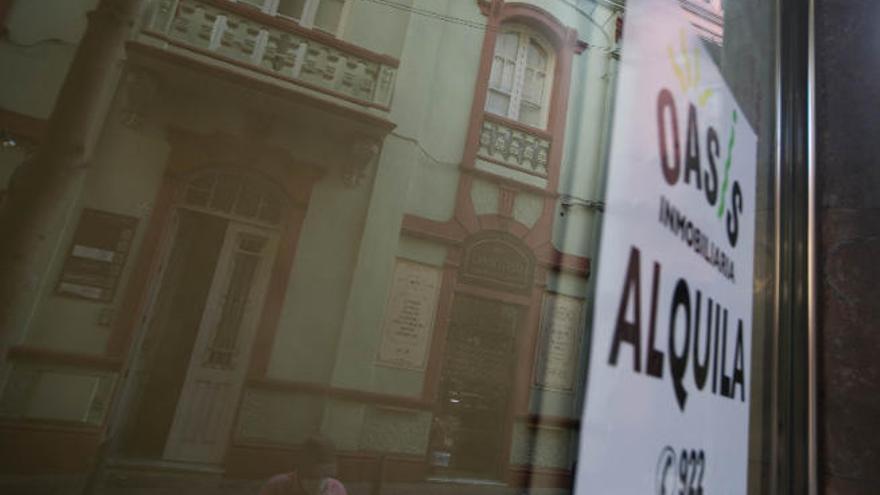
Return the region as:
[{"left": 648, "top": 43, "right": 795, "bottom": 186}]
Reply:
[
  {"left": 485, "top": 25, "right": 555, "bottom": 129},
  {"left": 180, "top": 170, "right": 285, "bottom": 227}
]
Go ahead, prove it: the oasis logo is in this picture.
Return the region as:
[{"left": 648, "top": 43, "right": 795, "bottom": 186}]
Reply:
[{"left": 656, "top": 90, "right": 742, "bottom": 249}]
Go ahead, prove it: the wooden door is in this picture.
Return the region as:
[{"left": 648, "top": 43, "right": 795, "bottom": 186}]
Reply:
[{"left": 163, "top": 221, "right": 277, "bottom": 463}]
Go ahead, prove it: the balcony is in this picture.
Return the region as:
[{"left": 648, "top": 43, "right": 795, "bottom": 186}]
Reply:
[
  {"left": 141, "top": 0, "right": 398, "bottom": 109},
  {"left": 477, "top": 113, "right": 551, "bottom": 179}
]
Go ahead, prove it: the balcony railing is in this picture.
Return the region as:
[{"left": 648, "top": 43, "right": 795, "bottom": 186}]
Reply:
[
  {"left": 477, "top": 113, "right": 551, "bottom": 178},
  {"left": 144, "top": 0, "right": 397, "bottom": 109}
]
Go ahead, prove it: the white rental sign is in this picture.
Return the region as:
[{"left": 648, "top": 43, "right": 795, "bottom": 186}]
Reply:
[{"left": 575, "top": 0, "right": 758, "bottom": 494}]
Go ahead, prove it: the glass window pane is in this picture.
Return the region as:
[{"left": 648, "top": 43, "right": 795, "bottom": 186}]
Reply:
[
  {"left": 209, "top": 174, "right": 239, "bottom": 213},
  {"left": 525, "top": 39, "right": 547, "bottom": 70},
  {"left": 488, "top": 27, "right": 552, "bottom": 128},
  {"left": 236, "top": 0, "right": 269, "bottom": 10},
  {"left": 207, "top": 238, "right": 263, "bottom": 367},
  {"left": 2, "top": 1, "right": 784, "bottom": 494},
  {"left": 517, "top": 101, "right": 541, "bottom": 128},
  {"left": 276, "top": 0, "right": 306, "bottom": 19},
  {"left": 233, "top": 182, "right": 261, "bottom": 218},
  {"left": 497, "top": 31, "right": 520, "bottom": 59},
  {"left": 314, "top": 0, "right": 345, "bottom": 33},
  {"left": 488, "top": 55, "right": 502, "bottom": 88},
  {"left": 521, "top": 68, "right": 546, "bottom": 103},
  {"left": 259, "top": 195, "right": 283, "bottom": 225},
  {"left": 485, "top": 90, "right": 511, "bottom": 116}
]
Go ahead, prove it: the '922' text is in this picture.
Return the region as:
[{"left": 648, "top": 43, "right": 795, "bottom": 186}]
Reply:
[{"left": 655, "top": 446, "right": 706, "bottom": 495}]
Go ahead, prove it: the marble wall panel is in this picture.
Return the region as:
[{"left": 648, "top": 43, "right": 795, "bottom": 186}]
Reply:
[{"left": 816, "top": 1, "right": 880, "bottom": 492}]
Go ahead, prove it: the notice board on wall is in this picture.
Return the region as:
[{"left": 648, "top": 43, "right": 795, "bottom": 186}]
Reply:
[
  {"left": 376, "top": 259, "right": 442, "bottom": 370},
  {"left": 534, "top": 293, "right": 584, "bottom": 392},
  {"left": 575, "top": 0, "right": 758, "bottom": 494},
  {"left": 56, "top": 208, "right": 138, "bottom": 302}
]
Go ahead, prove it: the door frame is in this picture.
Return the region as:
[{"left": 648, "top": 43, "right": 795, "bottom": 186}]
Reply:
[
  {"left": 105, "top": 129, "right": 323, "bottom": 467},
  {"left": 429, "top": 281, "right": 537, "bottom": 482},
  {"left": 420, "top": 228, "right": 549, "bottom": 484},
  {"left": 162, "top": 218, "right": 279, "bottom": 463}
]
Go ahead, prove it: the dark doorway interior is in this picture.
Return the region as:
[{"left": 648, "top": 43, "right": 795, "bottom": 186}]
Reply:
[
  {"left": 121, "top": 209, "right": 226, "bottom": 458},
  {"left": 431, "top": 294, "right": 522, "bottom": 479}
]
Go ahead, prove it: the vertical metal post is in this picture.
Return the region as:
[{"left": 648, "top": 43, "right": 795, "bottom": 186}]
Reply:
[
  {"left": 806, "top": 1, "right": 818, "bottom": 494},
  {"left": 774, "top": 0, "right": 815, "bottom": 493}
]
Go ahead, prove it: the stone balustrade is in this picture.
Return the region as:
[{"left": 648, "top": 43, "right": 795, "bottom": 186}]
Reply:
[
  {"left": 477, "top": 114, "right": 552, "bottom": 178},
  {"left": 145, "top": 0, "right": 397, "bottom": 108}
]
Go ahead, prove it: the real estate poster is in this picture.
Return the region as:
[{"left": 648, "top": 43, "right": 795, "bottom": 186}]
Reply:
[{"left": 575, "top": 0, "right": 758, "bottom": 493}]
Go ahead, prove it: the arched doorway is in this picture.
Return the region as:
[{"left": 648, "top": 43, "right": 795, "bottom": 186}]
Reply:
[
  {"left": 120, "top": 169, "right": 286, "bottom": 464},
  {"left": 429, "top": 231, "right": 536, "bottom": 480}
]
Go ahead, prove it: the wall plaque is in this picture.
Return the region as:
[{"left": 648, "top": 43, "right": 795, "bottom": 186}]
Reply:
[
  {"left": 534, "top": 293, "right": 584, "bottom": 391},
  {"left": 460, "top": 231, "right": 534, "bottom": 293},
  {"left": 56, "top": 208, "right": 138, "bottom": 302},
  {"left": 376, "top": 259, "right": 442, "bottom": 370}
]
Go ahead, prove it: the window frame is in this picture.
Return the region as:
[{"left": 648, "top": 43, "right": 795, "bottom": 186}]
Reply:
[
  {"left": 233, "top": 0, "right": 350, "bottom": 36},
  {"left": 462, "top": 1, "right": 583, "bottom": 193},
  {"left": 486, "top": 24, "right": 556, "bottom": 130}
]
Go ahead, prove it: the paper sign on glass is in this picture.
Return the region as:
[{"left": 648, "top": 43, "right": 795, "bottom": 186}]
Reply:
[{"left": 575, "top": 0, "right": 758, "bottom": 493}]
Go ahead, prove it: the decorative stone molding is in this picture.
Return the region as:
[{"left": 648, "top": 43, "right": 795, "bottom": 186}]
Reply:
[
  {"left": 477, "top": 0, "right": 503, "bottom": 18},
  {"left": 343, "top": 136, "right": 380, "bottom": 187},
  {"left": 459, "top": 230, "right": 536, "bottom": 293},
  {"left": 559, "top": 194, "right": 605, "bottom": 213},
  {"left": 144, "top": 0, "right": 398, "bottom": 108},
  {"left": 0, "top": 359, "right": 117, "bottom": 426},
  {"left": 359, "top": 406, "right": 432, "bottom": 455},
  {"left": 478, "top": 116, "right": 551, "bottom": 177},
  {"left": 121, "top": 68, "right": 160, "bottom": 129}
]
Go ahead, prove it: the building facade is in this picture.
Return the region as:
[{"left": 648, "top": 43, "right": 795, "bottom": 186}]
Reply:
[
  {"left": 4, "top": 0, "right": 875, "bottom": 494},
  {"left": 0, "top": 0, "right": 620, "bottom": 490}
]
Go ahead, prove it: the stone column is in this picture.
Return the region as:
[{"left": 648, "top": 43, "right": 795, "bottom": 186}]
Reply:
[{"left": 0, "top": 0, "right": 145, "bottom": 347}]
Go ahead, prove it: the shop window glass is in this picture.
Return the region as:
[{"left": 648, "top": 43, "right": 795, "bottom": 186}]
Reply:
[{"left": 1, "top": 1, "right": 786, "bottom": 494}]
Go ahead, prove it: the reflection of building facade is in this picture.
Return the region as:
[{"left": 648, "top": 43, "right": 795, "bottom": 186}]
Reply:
[
  {"left": 679, "top": 0, "right": 723, "bottom": 44},
  {"left": 0, "top": 0, "right": 620, "bottom": 491}
]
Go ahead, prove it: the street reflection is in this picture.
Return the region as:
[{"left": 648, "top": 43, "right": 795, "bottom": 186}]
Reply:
[{"left": 0, "top": 1, "right": 776, "bottom": 494}]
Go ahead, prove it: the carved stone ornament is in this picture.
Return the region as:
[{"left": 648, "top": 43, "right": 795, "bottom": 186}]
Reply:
[
  {"left": 343, "top": 136, "right": 381, "bottom": 187},
  {"left": 121, "top": 68, "right": 160, "bottom": 129},
  {"left": 459, "top": 230, "right": 536, "bottom": 293},
  {"left": 477, "top": 0, "right": 504, "bottom": 18}
]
